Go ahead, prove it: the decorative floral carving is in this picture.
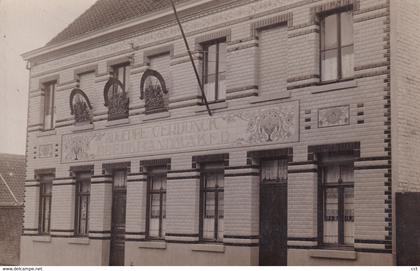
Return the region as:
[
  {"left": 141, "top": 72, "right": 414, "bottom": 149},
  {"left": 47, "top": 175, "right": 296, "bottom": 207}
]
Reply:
[
  {"left": 70, "top": 89, "right": 93, "bottom": 124},
  {"left": 318, "top": 105, "right": 350, "bottom": 128},
  {"left": 227, "top": 102, "right": 299, "bottom": 145},
  {"left": 104, "top": 78, "right": 129, "bottom": 120},
  {"left": 62, "top": 134, "right": 95, "bottom": 161},
  {"left": 140, "top": 69, "right": 168, "bottom": 114},
  {"left": 108, "top": 92, "right": 129, "bottom": 120}
]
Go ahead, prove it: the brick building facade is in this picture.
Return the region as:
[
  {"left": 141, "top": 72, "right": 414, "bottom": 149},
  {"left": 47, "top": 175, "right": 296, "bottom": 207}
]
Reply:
[
  {"left": 20, "top": 0, "right": 420, "bottom": 266},
  {"left": 0, "top": 153, "right": 25, "bottom": 265}
]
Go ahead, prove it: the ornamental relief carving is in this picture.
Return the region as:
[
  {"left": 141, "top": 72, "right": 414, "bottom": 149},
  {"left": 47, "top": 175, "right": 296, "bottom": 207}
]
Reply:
[
  {"left": 104, "top": 77, "right": 129, "bottom": 120},
  {"left": 318, "top": 105, "right": 350, "bottom": 128},
  {"left": 61, "top": 101, "right": 299, "bottom": 163},
  {"left": 140, "top": 69, "right": 168, "bottom": 114},
  {"left": 70, "top": 88, "right": 93, "bottom": 123},
  {"left": 32, "top": 0, "right": 287, "bottom": 75}
]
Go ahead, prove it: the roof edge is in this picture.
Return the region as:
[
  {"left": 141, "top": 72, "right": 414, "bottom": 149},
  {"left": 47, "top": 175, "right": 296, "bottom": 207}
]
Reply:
[{"left": 22, "top": 0, "right": 213, "bottom": 61}]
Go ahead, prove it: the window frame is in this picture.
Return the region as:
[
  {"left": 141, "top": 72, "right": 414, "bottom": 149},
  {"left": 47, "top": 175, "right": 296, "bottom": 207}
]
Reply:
[
  {"left": 199, "top": 162, "right": 225, "bottom": 242},
  {"left": 201, "top": 38, "right": 227, "bottom": 103},
  {"left": 318, "top": 158, "right": 355, "bottom": 248},
  {"left": 42, "top": 81, "right": 56, "bottom": 130},
  {"left": 74, "top": 172, "right": 91, "bottom": 237},
  {"left": 145, "top": 166, "right": 167, "bottom": 240},
  {"left": 319, "top": 6, "right": 354, "bottom": 83},
  {"left": 111, "top": 62, "right": 129, "bottom": 92},
  {"left": 38, "top": 175, "right": 53, "bottom": 235}
]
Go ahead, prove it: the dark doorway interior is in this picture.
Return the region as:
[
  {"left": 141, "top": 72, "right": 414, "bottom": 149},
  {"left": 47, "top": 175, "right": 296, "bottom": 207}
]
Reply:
[
  {"left": 259, "top": 179, "right": 288, "bottom": 265},
  {"left": 109, "top": 170, "right": 127, "bottom": 266},
  {"left": 396, "top": 192, "right": 420, "bottom": 265}
]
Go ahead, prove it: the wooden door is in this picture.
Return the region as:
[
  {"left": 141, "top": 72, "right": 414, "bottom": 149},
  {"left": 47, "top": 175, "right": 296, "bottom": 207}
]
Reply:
[
  {"left": 259, "top": 182, "right": 288, "bottom": 265},
  {"left": 109, "top": 170, "right": 127, "bottom": 266}
]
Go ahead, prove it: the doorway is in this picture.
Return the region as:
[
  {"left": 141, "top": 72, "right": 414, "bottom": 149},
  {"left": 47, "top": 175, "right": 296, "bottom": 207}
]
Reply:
[
  {"left": 109, "top": 170, "right": 127, "bottom": 266},
  {"left": 259, "top": 159, "right": 288, "bottom": 266}
]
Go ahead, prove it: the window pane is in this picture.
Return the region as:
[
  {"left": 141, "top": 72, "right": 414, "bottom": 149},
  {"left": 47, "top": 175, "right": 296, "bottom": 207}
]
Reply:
[
  {"left": 340, "top": 11, "right": 353, "bottom": 47},
  {"left": 206, "top": 44, "right": 217, "bottom": 80},
  {"left": 205, "top": 175, "right": 217, "bottom": 188},
  {"left": 344, "top": 187, "right": 354, "bottom": 245},
  {"left": 325, "top": 164, "right": 340, "bottom": 183},
  {"left": 341, "top": 45, "right": 354, "bottom": 78},
  {"left": 80, "top": 196, "right": 89, "bottom": 234},
  {"left": 204, "top": 82, "right": 216, "bottom": 102},
  {"left": 218, "top": 42, "right": 227, "bottom": 73},
  {"left": 321, "top": 49, "right": 338, "bottom": 81},
  {"left": 151, "top": 194, "right": 161, "bottom": 218},
  {"left": 205, "top": 192, "right": 215, "bottom": 218},
  {"left": 321, "top": 14, "right": 338, "bottom": 50},
  {"left": 323, "top": 187, "right": 339, "bottom": 244},
  {"left": 162, "top": 193, "right": 166, "bottom": 218},
  {"left": 113, "top": 171, "right": 126, "bottom": 188},
  {"left": 218, "top": 191, "right": 224, "bottom": 218}
]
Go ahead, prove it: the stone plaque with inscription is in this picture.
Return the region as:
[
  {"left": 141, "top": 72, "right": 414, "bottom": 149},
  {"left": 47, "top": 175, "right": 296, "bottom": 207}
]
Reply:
[{"left": 61, "top": 101, "right": 299, "bottom": 163}]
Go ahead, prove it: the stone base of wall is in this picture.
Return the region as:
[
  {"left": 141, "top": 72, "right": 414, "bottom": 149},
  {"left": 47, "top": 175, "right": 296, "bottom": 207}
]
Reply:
[
  {"left": 288, "top": 249, "right": 394, "bottom": 266},
  {"left": 20, "top": 237, "right": 109, "bottom": 266},
  {"left": 126, "top": 242, "right": 258, "bottom": 266},
  {"left": 0, "top": 206, "right": 23, "bottom": 265}
]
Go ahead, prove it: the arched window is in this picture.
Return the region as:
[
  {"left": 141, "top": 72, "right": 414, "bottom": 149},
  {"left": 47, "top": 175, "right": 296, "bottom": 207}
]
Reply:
[
  {"left": 140, "top": 69, "right": 168, "bottom": 114},
  {"left": 70, "top": 89, "right": 93, "bottom": 124},
  {"left": 104, "top": 75, "right": 129, "bottom": 121}
]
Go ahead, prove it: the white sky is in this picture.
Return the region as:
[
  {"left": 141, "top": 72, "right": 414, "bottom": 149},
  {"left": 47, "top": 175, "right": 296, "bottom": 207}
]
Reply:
[{"left": 0, "top": 0, "right": 97, "bottom": 155}]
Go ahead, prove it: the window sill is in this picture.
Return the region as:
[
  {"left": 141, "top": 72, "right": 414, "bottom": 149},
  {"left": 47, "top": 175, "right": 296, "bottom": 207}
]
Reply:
[
  {"left": 142, "top": 111, "right": 170, "bottom": 122},
  {"left": 192, "top": 243, "right": 225, "bottom": 253},
  {"left": 138, "top": 240, "right": 167, "bottom": 249},
  {"left": 37, "top": 129, "right": 56, "bottom": 137},
  {"left": 250, "top": 91, "right": 291, "bottom": 104},
  {"left": 68, "top": 237, "right": 90, "bottom": 245},
  {"left": 106, "top": 118, "right": 130, "bottom": 127},
  {"left": 73, "top": 123, "right": 94, "bottom": 132},
  {"left": 311, "top": 79, "right": 357, "bottom": 94},
  {"left": 309, "top": 248, "right": 357, "bottom": 260},
  {"left": 33, "top": 235, "right": 52, "bottom": 243}
]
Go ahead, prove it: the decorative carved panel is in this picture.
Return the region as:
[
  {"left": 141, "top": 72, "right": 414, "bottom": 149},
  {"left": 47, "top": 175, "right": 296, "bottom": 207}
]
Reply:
[
  {"left": 104, "top": 78, "right": 129, "bottom": 120},
  {"left": 140, "top": 69, "right": 168, "bottom": 114},
  {"left": 318, "top": 105, "right": 350, "bottom": 128},
  {"left": 70, "top": 88, "right": 93, "bottom": 123},
  {"left": 61, "top": 101, "right": 299, "bottom": 163},
  {"left": 38, "top": 144, "right": 53, "bottom": 158}
]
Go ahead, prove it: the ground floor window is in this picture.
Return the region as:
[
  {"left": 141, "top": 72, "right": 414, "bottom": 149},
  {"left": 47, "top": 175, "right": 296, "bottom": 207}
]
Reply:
[
  {"left": 319, "top": 154, "right": 354, "bottom": 246},
  {"left": 75, "top": 172, "right": 91, "bottom": 236},
  {"left": 200, "top": 162, "right": 224, "bottom": 241},
  {"left": 147, "top": 166, "right": 167, "bottom": 239},
  {"left": 39, "top": 175, "right": 53, "bottom": 234}
]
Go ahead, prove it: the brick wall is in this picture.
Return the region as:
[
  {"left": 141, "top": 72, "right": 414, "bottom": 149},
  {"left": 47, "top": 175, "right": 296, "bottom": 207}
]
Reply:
[
  {"left": 0, "top": 206, "right": 23, "bottom": 265},
  {"left": 22, "top": 0, "right": 395, "bottom": 265}
]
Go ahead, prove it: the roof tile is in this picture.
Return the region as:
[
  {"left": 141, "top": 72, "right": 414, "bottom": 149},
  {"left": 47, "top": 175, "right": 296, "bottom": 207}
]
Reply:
[{"left": 47, "top": 0, "right": 187, "bottom": 46}]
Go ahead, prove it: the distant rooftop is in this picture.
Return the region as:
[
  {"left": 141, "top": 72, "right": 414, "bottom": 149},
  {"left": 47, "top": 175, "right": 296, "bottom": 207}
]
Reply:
[
  {"left": 0, "top": 153, "right": 25, "bottom": 205},
  {"left": 47, "top": 0, "right": 187, "bottom": 46}
]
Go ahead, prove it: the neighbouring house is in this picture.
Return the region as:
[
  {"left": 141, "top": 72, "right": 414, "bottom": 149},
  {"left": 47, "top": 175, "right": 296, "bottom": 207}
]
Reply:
[
  {"left": 20, "top": 0, "right": 420, "bottom": 266},
  {"left": 0, "top": 153, "right": 25, "bottom": 265}
]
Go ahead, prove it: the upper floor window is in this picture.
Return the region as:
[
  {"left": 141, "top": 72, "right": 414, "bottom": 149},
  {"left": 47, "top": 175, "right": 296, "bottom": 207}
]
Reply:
[
  {"left": 42, "top": 81, "right": 56, "bottom": 130},
  {"left": 112, "top": 63, "right": 129, "bottom": 89},
  {"left": 39, "top": 175, "right": 53, "bottom": 234},
  {"left": 202, "top": 39, "right": 226, "bottom": 102},
  {"left": 320, "top": 9, "right": 354, "bottom": 82},
  {"left": 200, "top": 162, "right": 224, "bottom": 242},
  {"left": 319, "top": 154, "right": 354, "bottom": 246},
  {"left": 104, "top": 63, "right": 130, "bottom": 121},
  {"left": 146, "top": 166, "right": 167, "bottom": 239},
  {"left": 74, "top": 172, "right": 91, "bottom": 236}
]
